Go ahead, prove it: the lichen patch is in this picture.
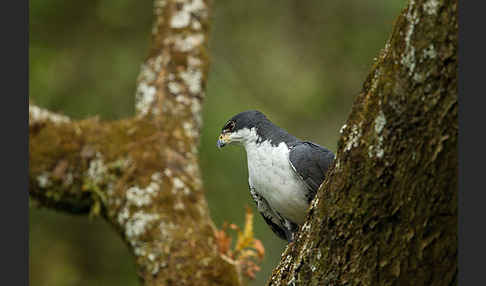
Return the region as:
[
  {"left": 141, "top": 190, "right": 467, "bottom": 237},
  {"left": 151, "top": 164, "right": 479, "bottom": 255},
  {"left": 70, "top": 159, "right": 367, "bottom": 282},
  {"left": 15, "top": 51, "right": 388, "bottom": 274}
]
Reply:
[
  {"left": 29, "top": 105, "right": 70, "bottom": 125},
  {"left": 340, "top": 124, "right": 348, "bottom": 134},
  {"left": 374, "top": 110, "right": 387, "bottom": 134},
  {"left": 170, "top": 0, "right": 206, "bottom": 29},
  {"left": 423, "top": 44, "right": 437, "bottom": 60},
  {"left": 368, "top": 110, "right": 387, "bottom": 159},
  {"left": 135, "top": 82, "right": 157, "bottom": 116},
  {"left": 135, "top": 54, "right": 168, "bottom": 117},
  {"left": 180, "top": 69, "right": 203, "bottom": 94},
  {"left": 187, "top": 56, "right": 202, "bottom": 67},
  {"left": 125, "top": 211, "right": 160, "bottom": 240},
  {"left": 423, "top": 0, "right": 440, "bottom": 15},
  {"left": 126, "top": 182, "right": 160, "bottom": 207},
  {"left": 36, "top": 172, "right": 51, "bottom": 188},
  {"left": 115, "top": 172, "right": 165, "bottom": 260},
  {"left": 401, "top": 0, "right": 418, "bottom": 76},
  {"left": 172, "top": 34, "right": 205, "bottom": 52},
  {"left": 344, "top": 123, "right": 362, "bottom": 152},
  {"left": 86, "top": 152, "right": 107, "bottom": 186},
  {"left": 168, "top": 81, "right": 182, "bottom": 95},
  {"left": 172, "top": 177, "right": 190, "bottom": 195},
  {"left": 182, "top": 121, "right": 198, "bottom": 139},
  {"left": 191, "top": 98, "right": 203, "bottom": 128}
]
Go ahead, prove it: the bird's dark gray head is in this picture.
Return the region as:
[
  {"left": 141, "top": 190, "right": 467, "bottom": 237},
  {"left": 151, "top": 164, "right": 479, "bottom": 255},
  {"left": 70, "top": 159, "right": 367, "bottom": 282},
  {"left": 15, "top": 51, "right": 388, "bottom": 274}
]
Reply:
[
  {"left": 217, "top": 110, "right": 299, "bottom": 149},
  {"left": 223, "top": 110, "right": 267, "bottom": 133}
]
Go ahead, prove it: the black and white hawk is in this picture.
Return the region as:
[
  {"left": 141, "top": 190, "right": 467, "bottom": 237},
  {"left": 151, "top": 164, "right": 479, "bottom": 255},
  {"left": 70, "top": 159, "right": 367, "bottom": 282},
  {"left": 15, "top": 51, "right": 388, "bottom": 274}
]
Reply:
[{"left": 217, "top": 110, "right": 334, "bottom": 242}]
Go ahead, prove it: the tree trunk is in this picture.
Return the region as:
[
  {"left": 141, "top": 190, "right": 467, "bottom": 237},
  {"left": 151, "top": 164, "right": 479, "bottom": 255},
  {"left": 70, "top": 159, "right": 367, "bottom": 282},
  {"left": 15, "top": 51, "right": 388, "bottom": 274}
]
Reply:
[
  {"left": 29, "top": 1, "right": 243, "bottom": 285},
  {"left": 268, "top": 0, "right": 457, "bottom": 285}
]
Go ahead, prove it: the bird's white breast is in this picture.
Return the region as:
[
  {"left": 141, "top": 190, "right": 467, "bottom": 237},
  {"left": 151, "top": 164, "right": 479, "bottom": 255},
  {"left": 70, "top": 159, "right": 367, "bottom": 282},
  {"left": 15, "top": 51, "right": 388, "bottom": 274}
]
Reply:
[{"left": 243, "top": 138, "right": 309, "bottom": 225}]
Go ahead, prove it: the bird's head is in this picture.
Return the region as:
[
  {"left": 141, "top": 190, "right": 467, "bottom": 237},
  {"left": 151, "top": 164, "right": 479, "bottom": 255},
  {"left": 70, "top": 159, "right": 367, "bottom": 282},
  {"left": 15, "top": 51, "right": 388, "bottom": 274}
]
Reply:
[{"left": 217, "top": 110, "right": 267, "bottom": 149}]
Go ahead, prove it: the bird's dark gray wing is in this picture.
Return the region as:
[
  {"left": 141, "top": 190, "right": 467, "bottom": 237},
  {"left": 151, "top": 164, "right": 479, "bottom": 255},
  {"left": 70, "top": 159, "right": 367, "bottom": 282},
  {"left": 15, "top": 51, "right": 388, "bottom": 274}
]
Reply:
[
  {"left": 249, "top": 186, "right": 292, "bottom": 241},
  {"left": 288, "top": 141, "right": 335, "bottom": 202}
]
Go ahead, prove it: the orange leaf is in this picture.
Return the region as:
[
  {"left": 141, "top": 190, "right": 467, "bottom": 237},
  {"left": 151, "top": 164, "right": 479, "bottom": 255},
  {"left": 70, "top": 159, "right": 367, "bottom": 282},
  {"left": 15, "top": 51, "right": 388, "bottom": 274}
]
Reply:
[
  {"left": 214, "top": 223, "right": 232, "bottom": 256},
  {"left": 253, "top": 239, "right": 265, "bottom": 261}
]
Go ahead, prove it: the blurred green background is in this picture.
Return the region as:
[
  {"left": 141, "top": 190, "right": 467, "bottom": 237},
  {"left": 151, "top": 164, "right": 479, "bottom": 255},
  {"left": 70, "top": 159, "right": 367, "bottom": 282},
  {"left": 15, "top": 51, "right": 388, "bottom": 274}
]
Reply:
[{"left": 29, "top": 0, "right": 404, "bottom": 285}]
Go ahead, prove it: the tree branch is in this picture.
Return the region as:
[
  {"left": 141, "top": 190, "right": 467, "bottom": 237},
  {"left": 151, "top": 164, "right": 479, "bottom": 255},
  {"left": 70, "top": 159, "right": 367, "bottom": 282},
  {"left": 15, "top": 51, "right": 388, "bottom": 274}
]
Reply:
[
  {"left": 269, "top": 0, "right": 457, "bottom": 285},
  {"left": 29, "top": 1, "right": 243, "bottom": 285}
]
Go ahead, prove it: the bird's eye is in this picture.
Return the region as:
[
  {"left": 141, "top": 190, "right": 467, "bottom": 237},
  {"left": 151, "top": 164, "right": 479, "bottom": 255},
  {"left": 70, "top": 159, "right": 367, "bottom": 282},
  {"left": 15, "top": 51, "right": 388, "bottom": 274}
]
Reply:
[{"left": 224, "top": 121, "right": 235, "bottom": 132}]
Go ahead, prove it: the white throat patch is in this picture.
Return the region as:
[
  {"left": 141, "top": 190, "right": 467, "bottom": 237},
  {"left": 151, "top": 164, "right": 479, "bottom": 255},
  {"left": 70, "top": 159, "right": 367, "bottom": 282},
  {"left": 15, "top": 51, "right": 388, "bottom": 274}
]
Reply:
[{"left": 229, "top": 127, "right": 260, "bottom": 146}]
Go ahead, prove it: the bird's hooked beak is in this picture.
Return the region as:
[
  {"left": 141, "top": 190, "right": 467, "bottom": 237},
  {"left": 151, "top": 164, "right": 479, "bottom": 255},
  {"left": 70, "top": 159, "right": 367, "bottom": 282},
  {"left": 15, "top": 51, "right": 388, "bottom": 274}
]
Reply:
[{"left": 217, "top": 133, "right": 231, "bottom": 149}]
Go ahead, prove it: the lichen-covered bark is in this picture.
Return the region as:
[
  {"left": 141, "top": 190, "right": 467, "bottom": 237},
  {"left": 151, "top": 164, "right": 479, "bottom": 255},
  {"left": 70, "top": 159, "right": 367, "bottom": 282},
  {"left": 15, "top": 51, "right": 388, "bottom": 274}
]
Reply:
[
  {"left": 29, "top": 1, "right": 242, "bottom": 285},
  {"left": 268, "top": 0, "right": 457, "bottom": 285}
]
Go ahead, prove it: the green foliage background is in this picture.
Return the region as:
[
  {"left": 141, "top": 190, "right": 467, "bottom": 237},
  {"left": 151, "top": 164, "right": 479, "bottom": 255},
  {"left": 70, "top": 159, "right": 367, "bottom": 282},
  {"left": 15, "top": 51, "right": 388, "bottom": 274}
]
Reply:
[{"left": 29, "top": 1, "right": 404, "bottom": 285}]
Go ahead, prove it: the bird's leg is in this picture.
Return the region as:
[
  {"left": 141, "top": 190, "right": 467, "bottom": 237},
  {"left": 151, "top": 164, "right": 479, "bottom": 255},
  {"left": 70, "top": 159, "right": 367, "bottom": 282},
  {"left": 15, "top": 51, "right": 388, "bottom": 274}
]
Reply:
[
  {"left": 284, "top": 229, "right": 294, "bottom": 243},
  {"left": 282, "top": 218, "right": 298, "bottom": 243}
]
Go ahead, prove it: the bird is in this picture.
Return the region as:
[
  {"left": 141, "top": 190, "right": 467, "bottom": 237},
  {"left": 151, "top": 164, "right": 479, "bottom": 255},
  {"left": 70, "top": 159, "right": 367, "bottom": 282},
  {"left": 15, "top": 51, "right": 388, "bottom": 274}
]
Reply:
[{"left": 216, "top": 110, "right": 334, "bottom": 242}]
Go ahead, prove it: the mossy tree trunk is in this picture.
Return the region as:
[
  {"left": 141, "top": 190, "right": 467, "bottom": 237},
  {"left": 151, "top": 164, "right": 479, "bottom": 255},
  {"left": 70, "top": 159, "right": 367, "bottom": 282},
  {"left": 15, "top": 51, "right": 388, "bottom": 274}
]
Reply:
[
  {"left": 29, "top": 1, "right": 242, "bottom": 285},
  {"left": 268, "top": 0, "right": 457, "bottom": 285}
]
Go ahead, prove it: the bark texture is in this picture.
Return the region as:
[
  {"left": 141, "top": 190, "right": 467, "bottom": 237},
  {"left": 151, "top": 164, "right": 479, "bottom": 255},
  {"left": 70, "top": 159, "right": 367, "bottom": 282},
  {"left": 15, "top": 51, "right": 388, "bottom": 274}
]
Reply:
[
  {"left": 268, "top": 0, "right": 457, "bottom": 285},
  {"left": 29, "top": 1, "right": 243, "bottom": 285}
]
